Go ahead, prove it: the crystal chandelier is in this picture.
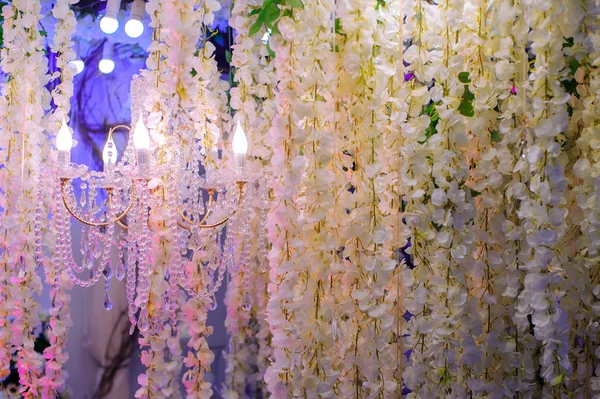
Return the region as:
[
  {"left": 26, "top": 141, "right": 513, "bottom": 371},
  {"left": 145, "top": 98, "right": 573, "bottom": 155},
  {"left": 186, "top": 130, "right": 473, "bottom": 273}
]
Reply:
[{"left": 35, "top": 75, "right": 261, "bottom": 334}]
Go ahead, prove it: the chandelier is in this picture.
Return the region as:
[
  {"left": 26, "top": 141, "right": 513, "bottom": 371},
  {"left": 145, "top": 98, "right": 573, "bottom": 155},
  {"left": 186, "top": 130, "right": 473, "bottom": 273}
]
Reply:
[{"left": 34, "top": 76, "right": 261, "bottom": 335}]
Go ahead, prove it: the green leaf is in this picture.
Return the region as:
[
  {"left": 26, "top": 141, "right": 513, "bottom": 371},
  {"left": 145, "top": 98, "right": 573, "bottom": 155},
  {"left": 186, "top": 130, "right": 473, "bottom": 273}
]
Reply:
[
  {"left": 458, "top": 72, "right": 471, "bottom": 83},
  {"left": 490, "top": 130, "right": 501, "bottom": 142},
  {"left": 249, "top": 8, "right": 261, "bottom": 16},
  {"left": 562, "top": 37, "right": 574, "bottom": 48},
  {"left": 551, "top": 374, "right": 564, "bottom": 386},
  {"left": 249, "top": 18, "right": 263, "bottom": 35},
  {"left": 335, "top": 18, "right": 343, "bottom": 34},
  {"left": 262, "top": 4, "right": 281, "bottom": 27},
  {"left": 458, "top": 100, "right": 474, "bottom": 117},
  {"left": 462, "top": 86, "right": 475, "bottom": 102},
  {"left": 470, "top": 189, "right": 481, "bottom": 198},
  {"left": 569, "top": 58, "right": 581, "bottom": 75},
  {"left": 286, "top": 0, "right": 304, "bottom": 8},
  {"left": 225, "top": 50, "right": 232, "bottom": 63},
  {"left": 191, "top": 68, "right": 197, "bottom": 78},
  {"left": 432, "top": 222, "right": 443, "bottom": 232},
  {"left": 375, "top": 0, "right": 385, "bottom": 9},
  {"left": 266, "top": 39, "right": 275, "bottom": 58}
]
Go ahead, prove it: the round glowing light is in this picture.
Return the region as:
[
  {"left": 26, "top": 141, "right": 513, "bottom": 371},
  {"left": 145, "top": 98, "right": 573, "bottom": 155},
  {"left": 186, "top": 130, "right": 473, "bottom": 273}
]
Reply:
[
  {"left": 69, "top": 59, "right": 85, "bottom": 75},
  {"left": 125, "top": 18, "right": 144, "bottom": 38},
  {"left": 56, "top": 118, "right": 73, "bottom": 151},
  {"left": 98, "top": 59, "right": 115, "bottom": 74},
  {"left": 100, "top": 16, "right": 119, "bottom": 34},
  {"left": 232, "top": 121, "right": 248, "bottom": 155},
  {"left": 133, "top": 116, "right": 150, "bottom": 150}
]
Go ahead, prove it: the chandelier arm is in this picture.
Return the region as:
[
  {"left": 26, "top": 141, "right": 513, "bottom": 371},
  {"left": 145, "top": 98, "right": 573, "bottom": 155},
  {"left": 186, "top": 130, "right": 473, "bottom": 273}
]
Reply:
[
  {"left": 60, "top": 178, "right": 134, "bottom": 227},
  {"left": 177, "top": 181, "right": 246, "bottom": 230},
  {"left": 175, "top": 188, "right": 216, "bottom": 226}
]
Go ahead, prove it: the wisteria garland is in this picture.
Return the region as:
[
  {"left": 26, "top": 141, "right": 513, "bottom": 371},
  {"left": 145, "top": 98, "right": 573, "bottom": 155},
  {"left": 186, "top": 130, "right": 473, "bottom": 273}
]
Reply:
[{"left": 0, "top": 0, "right": 50, "bottom": 397}]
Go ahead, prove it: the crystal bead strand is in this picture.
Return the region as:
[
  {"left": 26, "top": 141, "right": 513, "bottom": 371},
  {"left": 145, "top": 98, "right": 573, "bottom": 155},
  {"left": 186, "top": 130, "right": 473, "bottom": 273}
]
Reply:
[
  {"left": 125, "top": 181, "right": 140, "bottom": 331},
  {"left": 34, "top": 172, "right": 47, "bottom": 268},
  {"left": 135, "top": 180, "right": 152, "bottom": 331},
  {"left": 164, "top": 174, "right": 184, "bottom": 335}
]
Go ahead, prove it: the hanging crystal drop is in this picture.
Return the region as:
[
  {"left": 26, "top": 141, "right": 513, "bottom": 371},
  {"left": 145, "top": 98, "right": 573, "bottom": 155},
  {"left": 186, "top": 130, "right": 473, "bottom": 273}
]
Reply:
[
  {"left": 138, "top": 309, "right": 149, "bottom": 331},
  {"left": 80, "top": 189, "right": 87, "bottom": 207},
  {"left": 88, "top": 267, "right": 95, "bottom": 280},
  {"left": 332, "top": 318, "right": 339, "bottom": 341},
  {"left": 85, "top": 250, "right": 94, "bottom": 269},
  {"left": 103, "top": 291, "right": 113, "bottom": 310},
  {"left": 17, "top": 256, "right": 26, "bottom": 278},
  {"left": 210, "top": 294, "right": 218, "bottom": 311},
  {"left": 242, "top": 291, "right": 252, "bottom": 311},
  {"left": 93, "top": 237, "right": 102, "bottom": 259},
  {"left": 80, "top": 230, "right": 88, "bottom": 256},
  {"left": 115, "top": 260, "right": 126, "bottom": 281},
  {"left": 103, "top": 263, "right": 113, "bottom": 280}
]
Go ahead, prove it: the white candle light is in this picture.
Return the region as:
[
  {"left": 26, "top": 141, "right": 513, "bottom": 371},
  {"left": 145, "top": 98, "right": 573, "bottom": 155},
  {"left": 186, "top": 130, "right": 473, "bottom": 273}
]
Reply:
[
  {"left": 102, "top": 134, "right": 118, "bottom": 168},
  {"left": 133, "top": 116, "right": 151, "bottom": 168},
  {"left": 232, "top": 120, "right": 248, "bottom": 171},
  {"left": 56, "top": 118, "right": 73, "bottom": 167}
]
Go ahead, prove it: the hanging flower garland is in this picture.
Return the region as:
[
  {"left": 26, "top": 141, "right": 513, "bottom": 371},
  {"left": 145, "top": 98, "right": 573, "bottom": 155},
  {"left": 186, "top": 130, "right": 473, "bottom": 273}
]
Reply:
[
  {"left": 262, "top": 0, "right": 307, "bottom": 394},
  {"left": 39, "top": 0, "right": 78, "bottom": 395},
  {"left": 573, "top": 3, "right": 600, "bottom": 396},
  {"left": 0, "top": 0, "right": 50, "bottom": 396},
  {"left": 515, "top": 1, "right": 573, "bottom": 395},
  {"left": 334, "top": 0, "right": 399, "bottom": 395}
]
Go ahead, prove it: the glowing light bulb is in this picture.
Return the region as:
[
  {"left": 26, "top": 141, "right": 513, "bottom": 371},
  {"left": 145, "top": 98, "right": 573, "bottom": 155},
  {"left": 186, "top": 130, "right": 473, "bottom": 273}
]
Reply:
[
  {"left": 100, "top": 0, "right": 121, "bottom": 34},
  {"left": 99, "top": 42, "right": 115, "bottom": 74},
  {"left": 232, "top": 121, "right": 248, "bottom": 155},
  {"left": 100, "top": 16, "right": 119, "bottom": 34},
  {"left": 125, "top": 0, "right": 145, "bottom": 38},
  {"left": 99, "top": 59, "right": 115, "bottom": 74},
  {"left": 125, "top": 19, "right": 144, "bottom": 38},
  {"left": 133, "top": 116, "right": 150, "bottom": 150},
  {"left": 102, "top": 135, "right": 118, "bottom": 165},
  {"left": 69, "top": 59, "right": 85, "bottom": 75},
  {"left": 56, "top": 118, "right": 73, "bottom": 151}
]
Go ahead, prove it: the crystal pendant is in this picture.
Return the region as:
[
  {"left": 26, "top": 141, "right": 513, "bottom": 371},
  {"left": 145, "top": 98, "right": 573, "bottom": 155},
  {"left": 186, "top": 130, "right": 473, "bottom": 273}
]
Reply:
[
  {"left": 103, "top": 291, "right": 113, "bottom": 310},
  {"left": 115, "top": 261, "right": 126, "bottom": 281},
  {"left": 88, "top": 268, "right": 95, "bottom": 280},
  {"left": 210, "top": 294, "right": 218, "bottom": 311},
  {"left": 17, "top": 256, "right": 26, "bottom": 278},
  {"left": 93, "top": 236, "right": 103, "bottom": 259},
  {"left": 80, "top": 189, "right": 87, "bottom": 207},
  {"left": 80, "top": 232, "right": 88, "bottom": 255},
  {"left": 103, "top": 263, "right": 114, "bottom": 280},
  {"left": 242, "top": 292, "right": 252, "bottom": 311},
  {"left": 138, "top": 308, "right": 149, "bottom": 331}
]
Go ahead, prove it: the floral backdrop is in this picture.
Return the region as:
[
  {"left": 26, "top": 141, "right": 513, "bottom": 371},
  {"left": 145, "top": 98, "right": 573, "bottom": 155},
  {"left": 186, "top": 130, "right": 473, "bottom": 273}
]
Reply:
[{"left": 2, "top": 0, "right": 600, "bottom": 398}]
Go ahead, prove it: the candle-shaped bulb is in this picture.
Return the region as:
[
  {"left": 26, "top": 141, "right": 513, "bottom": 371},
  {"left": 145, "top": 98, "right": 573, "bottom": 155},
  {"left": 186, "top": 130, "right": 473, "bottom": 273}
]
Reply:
[
  {"left": 232, "top": 121, "right": 248, "bottom": 155},
  {"left": 133, "top": 116, "right": 150, "bottom": 150},
  {"left": 56, "top": 118, "right": 73, "bottom": 151},
  {"left": 102, "top": 135, "right": 118, "bottom": 165}
]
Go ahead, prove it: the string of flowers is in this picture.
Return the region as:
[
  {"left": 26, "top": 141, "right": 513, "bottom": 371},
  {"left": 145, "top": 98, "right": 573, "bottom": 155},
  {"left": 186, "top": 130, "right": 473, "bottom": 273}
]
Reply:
[
  {"left": 576, "top": 4, "right": 600, "bottom": 395},
  {"left": 400, "top": 0, "right": 440, "bottom": 395},
  {"left": 0, "top": 0, "right": 49, "bottom": 396},
  {"left": 39, "top": 0, "right": 78, "bottom": 395},
  {"left": 262, "top": 0, "right": 306, "bottom": 393},
  {"left": 376, "top": 0, "right": 408, "bottom": 394},
  {"left": 335, "top": 0, "right": 399, "bottom": 396},
  {"left": 515, "top": 1, "right": 572, "bottom": 395},
  {"left": 571, "top": 2, "right": 600, "bottom": 395}
]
